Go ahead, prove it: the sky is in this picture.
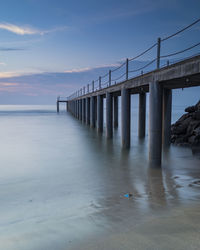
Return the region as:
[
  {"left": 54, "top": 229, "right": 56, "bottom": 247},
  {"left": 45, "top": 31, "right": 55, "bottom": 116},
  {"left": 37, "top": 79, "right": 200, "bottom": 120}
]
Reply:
[{"left": 0, "top": 0, "right": 199, "bottom": 104}]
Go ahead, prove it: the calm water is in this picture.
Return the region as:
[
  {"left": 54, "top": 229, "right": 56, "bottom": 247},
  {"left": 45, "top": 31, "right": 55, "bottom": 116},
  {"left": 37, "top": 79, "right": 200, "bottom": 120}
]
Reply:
[{"left": 0, "top": 104, "right": 200, "bottom": 250}]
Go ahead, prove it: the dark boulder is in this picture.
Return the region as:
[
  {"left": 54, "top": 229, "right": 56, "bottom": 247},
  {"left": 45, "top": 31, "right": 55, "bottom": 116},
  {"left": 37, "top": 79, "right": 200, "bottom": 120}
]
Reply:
[
  {"left": 171, "top": 100, "right": 200, "bottom": 147},
  {"left": 192, "top": 111, "right": 200, "bottom": 120},
  {"left": 185, "top": 105, "right": 197, "bottom": 113}
]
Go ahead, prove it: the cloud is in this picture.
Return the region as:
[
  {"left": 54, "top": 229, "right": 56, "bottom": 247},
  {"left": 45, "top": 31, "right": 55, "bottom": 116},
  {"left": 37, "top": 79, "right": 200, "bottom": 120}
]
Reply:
[
  {"left": 0, "top": 47, "right": 25, "bottom": 51},
  {"left": 0, "top": 62, "right": 6, "bottom": 66},
  {"left": 0, "top": 38, "right": 43, "bottom": 46},
  {"left": 64, "top": 63, "right": 120, "bottom": 73},
  {"left": 0, "top": 72, "right": 25, "bottom": 78},
  {"left": 0, "top": 82, "right": 19, "bottom": 86},
  {"left": 0, "top": 22, "right": 68, "bottom": 36},
  {"left": 0, "top": 23, "right": 40, "bottom": 35}
]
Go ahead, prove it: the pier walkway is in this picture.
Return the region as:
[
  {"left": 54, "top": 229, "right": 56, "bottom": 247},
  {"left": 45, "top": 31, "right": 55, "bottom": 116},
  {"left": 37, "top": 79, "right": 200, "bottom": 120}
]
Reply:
[{"left": 58, "top": 18, "right": 200, "bottom": 167}]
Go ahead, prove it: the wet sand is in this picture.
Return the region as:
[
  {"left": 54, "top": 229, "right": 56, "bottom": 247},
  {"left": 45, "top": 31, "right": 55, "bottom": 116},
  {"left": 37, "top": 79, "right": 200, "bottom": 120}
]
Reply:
[
  {"left": 69, "top": 204, "right": 200, "bottom": 250},
  {"left": 0, "top": 105, "right": 200, "bottom": 250}
]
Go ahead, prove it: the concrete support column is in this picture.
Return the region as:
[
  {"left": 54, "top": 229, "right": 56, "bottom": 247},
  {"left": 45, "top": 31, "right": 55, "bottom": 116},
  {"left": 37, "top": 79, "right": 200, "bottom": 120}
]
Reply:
[
  {"left": 82, "top": 98, "right": 86, "bottom": 123},
  {"left": 138, "top": 93, "right": 146, "bottom": 138},
  {"left": 121, "top": 88, "right": 131, "bottom": 148},
  {"left": 113, "top": 96, "right": 118, "bottom": 128},
  {"left": 77, "top": 100, "right": 79, "bottom": 119},
  {"left": 79, "top": 99, "right": 82, "bottom": 120},
  {"left": 97, "top": 95, "right": 103, "bottom": 133},
  {"left": 95, "top": 97, "right": 97, "bottom": 121},
  {"left": 57, "top": 101, "right": 59, "bottom": 113},
  {"left": 149, "top": 81, "right": 163, "bottom": 167},
  {"left": 66, "top": 102, "right": 68, "bottom": 112},
  {"left": 162, "top": 88, "right": 172, "bottom": 147},
  {"left": 90, "top": 96, "right": 96, "bottom": 128},
  {"left": 86, "top": 97, "right": 90, "bottom": 125},
  {"left": 106, "top": 92, "right": 113, "bottom": 139},
  {"left": 76, "top": 100, "right": 78, "bottom": 118}
]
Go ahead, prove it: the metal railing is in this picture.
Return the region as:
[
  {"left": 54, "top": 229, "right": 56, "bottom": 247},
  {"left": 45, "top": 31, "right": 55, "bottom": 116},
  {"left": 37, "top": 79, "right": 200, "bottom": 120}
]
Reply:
[{"left": 66, "top": 18, "right": 200, "bottom": 101}]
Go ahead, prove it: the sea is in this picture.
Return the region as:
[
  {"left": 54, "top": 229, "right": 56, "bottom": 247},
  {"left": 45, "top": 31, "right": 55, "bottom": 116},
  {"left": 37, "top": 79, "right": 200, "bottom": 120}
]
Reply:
[{"left": 0, "top": 95, "right": 200, "bottom": 250}]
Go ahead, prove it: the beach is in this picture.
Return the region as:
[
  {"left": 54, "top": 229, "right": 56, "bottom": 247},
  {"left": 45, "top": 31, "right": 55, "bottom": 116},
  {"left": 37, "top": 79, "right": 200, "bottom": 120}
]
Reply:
[{"left": 0, "top": 104, "right": 199, "bottom": 250}]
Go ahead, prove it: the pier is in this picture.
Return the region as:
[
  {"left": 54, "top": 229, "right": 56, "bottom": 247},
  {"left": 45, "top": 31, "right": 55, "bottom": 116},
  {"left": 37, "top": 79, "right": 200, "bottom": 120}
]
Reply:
[
  {"left": 57, "top": 20, "right": 200, "bottom": 168},
  {"left": 56, "top": 96, "right": 68, "bottom": 113}
]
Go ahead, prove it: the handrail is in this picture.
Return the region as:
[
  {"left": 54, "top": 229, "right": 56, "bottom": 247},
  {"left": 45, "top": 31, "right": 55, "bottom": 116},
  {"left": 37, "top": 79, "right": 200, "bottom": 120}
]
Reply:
[{"left": 67, "top": 17, "right": 200, "bottom": 100}]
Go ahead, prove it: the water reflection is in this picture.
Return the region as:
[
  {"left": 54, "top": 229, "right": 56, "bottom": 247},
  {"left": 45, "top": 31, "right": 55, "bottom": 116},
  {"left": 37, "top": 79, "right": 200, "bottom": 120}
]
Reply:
[
  {"left": 77, "top": 117, "right": 200, "bottom": 215},
  {"left": 0, "top": 106, "right": 200, "bottom": 250}
]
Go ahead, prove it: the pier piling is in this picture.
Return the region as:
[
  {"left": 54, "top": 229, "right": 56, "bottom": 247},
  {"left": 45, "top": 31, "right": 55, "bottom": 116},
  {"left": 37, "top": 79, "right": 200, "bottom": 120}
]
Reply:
[
  {"left": 149, "top": 81, "right": 163, "bottom": 167},
  {"left": 97, "top": 95, "right": 103, "bottom": 133},
  {"left": 82, "top": 98, "right": 86, "bottom": 123},
  {"left": 138, "top": 93, "right": 146, "bottom": 138},
  {"left": 90, "top": 96, "right": 96, "bottom": 128},
  {"left": 121, "top": 88, "right": 131, "bottom": 149},
  {"left": 86, "top": 97, "right": 90, "bottom": 125},
  {"left": 163, "top": 89, "right": 172, "bottom": 147},
  {"left": 57, "top": 101, "right": 59, "bottom": 113},
  {"left": 113, "top": 96, "right": 118, "bottom": 128},
  {"left": 106, "top": 92, "right": 113, "bottom": 139}
]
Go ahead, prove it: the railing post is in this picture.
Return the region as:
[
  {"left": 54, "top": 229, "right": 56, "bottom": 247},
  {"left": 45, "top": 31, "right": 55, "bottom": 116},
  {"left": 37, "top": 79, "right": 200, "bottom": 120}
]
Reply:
[
  {"left": 87, "top": 84, "right": 89, "bottom": 93},
  {"left": 126, "top": 58, "right": 129, "bottom": 80},
  {"left": 99, "top": 76, "right": 101, "bottom": 90},
  {"left": 157, "top": 37, "right": 161, "bottom": 69},
  {"left": 83, "top": 86, "right": 85, "bottom": 95},
  {"left": 167, "top": 60, "right": 169, "bottom": 67},
  {"left": 109, "top": 70, "right": 111, "bottom": 87},
  {"left": 92, "top": 81, "right": 94, "bottom": 92}
]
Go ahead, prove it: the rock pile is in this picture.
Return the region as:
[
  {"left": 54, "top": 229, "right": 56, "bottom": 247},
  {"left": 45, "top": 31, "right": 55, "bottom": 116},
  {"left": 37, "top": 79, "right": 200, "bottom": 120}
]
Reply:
[{"left": 171, "top": 100, "right": 200, "bottom": 146}]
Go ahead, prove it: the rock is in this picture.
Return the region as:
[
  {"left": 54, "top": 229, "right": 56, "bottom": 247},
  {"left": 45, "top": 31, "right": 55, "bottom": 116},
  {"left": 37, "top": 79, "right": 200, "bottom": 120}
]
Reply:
[
  {"left": 186, "top": 120, "right": 200, "bottom": 136},
  {"left": 193, "top": 180, "right": 200, "bottom": 185},
  {"left": 185, "top": 105, "right": 197, "bottom": 113},
  {"left": 188, "top": 135, "right": 196, "bottom": 144},
  {"left": 172, "top": 116, "right": 192, "bottom": 135},
  {"left": 194, "top": 127, "right": 200, "bottom": 136},
  {"left": 192, "top": 111, "right": 200, "bottom": 120},
  {"left": 175, "top": 113, "right": 190, "bottom": 124},
  {"left": 195, "top": 100, "right": 200, "bottom": 110},
  {"left": 174, "top": 184, "right": 183, "bottom": 188},
  {"left": 171, "top": 100, "right": 200, "bottom": 147}
]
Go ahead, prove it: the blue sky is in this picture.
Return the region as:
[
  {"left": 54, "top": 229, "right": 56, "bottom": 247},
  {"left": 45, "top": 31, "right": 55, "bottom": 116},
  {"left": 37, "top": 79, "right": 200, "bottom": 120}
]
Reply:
[{"left": 0, "top": 0, "right": 199, "bottom": 104}]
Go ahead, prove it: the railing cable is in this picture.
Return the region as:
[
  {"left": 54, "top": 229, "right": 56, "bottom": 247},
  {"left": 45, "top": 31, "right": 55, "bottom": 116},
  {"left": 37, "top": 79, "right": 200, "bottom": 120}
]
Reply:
[
  {"left": 160, "top": 42, "right": 200, "bottom": 58},
  {"left": 161, "top": 18, "right": 200, "bottom": 42},
  {"left": 129, "top": 58, "right": 157, "bottom": 73},
  {"left": 111, "top": 61, "right": 126, "bottom": 73},
  {"left": 111, "top": 72, "right": 126, "bottom": 82},
  {"left": 129, "top": 43, "right": 157, "bottom": 61}
]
